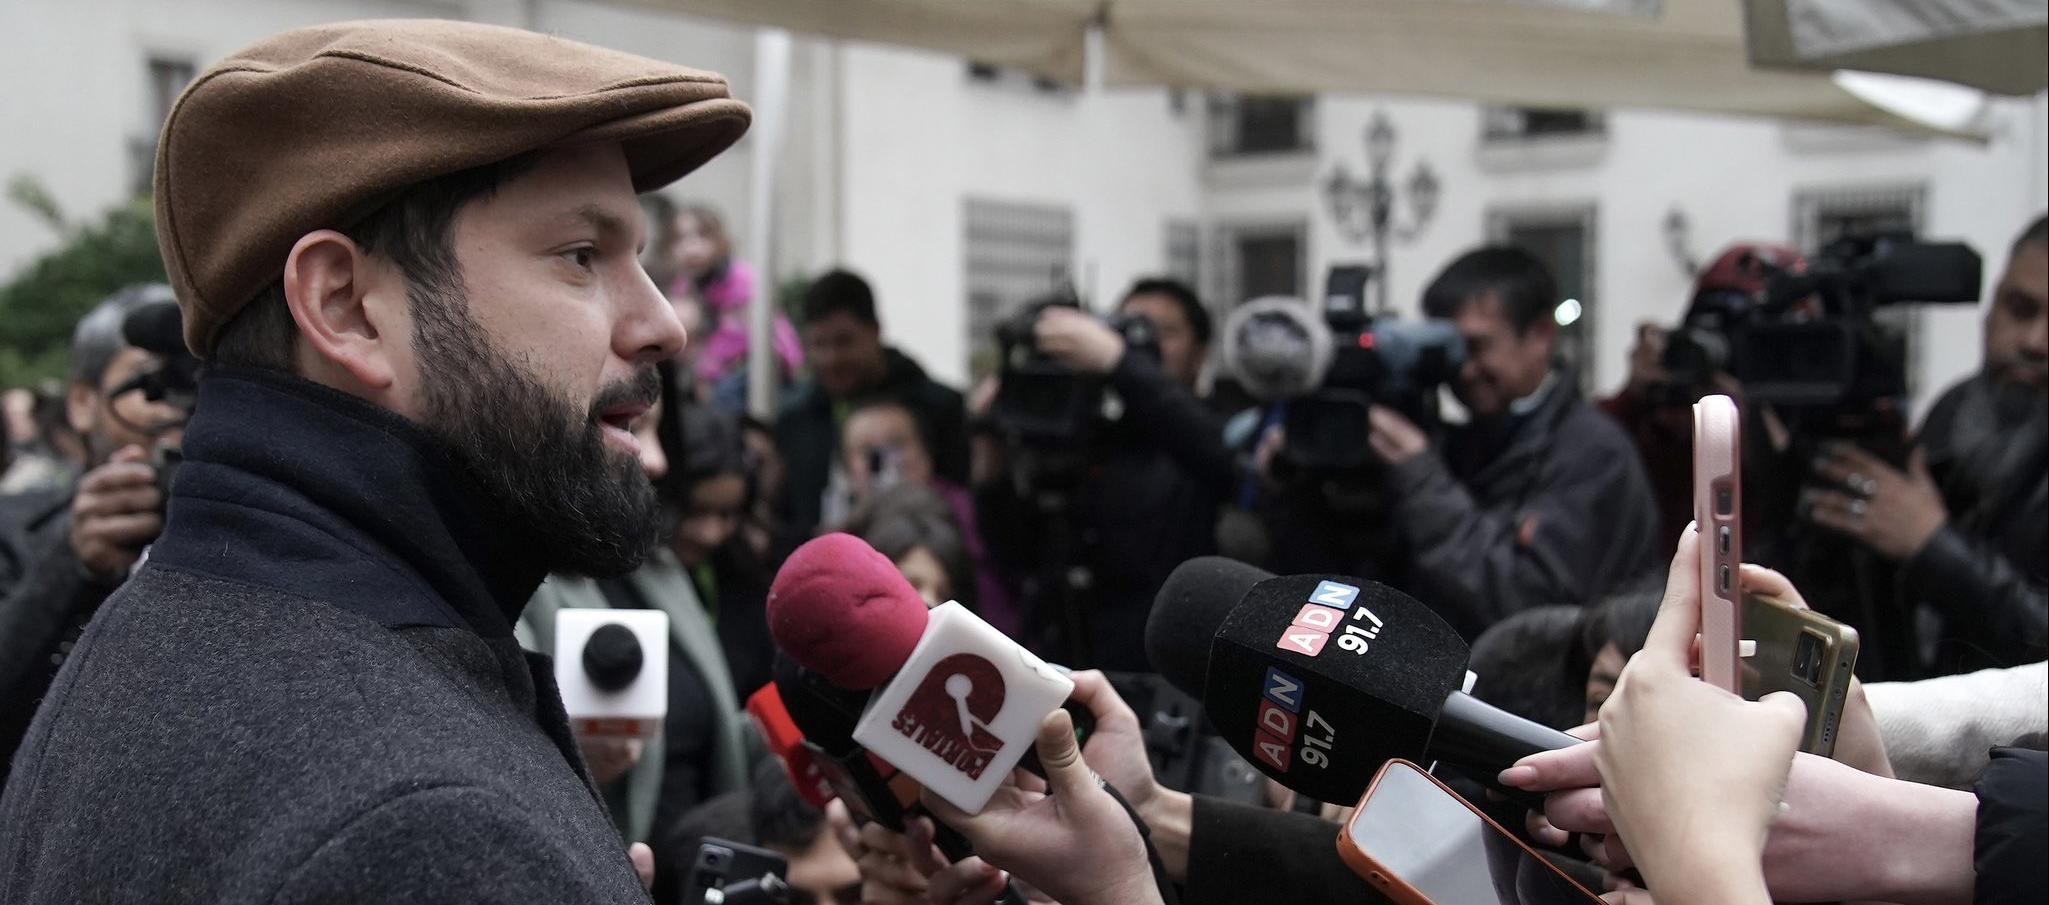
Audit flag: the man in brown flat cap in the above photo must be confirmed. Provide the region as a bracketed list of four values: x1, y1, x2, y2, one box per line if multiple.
[0, 20, 748, 903]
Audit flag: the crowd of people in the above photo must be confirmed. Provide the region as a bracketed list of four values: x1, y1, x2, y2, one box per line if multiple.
[0, 18, 2042, 905]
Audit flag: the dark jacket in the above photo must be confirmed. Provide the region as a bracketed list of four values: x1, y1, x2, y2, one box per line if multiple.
[775, 347, 968, 534]
[0, 486, 118, 795]
[1974, 747, 2047, 905]
[1185, 795, 1385, 905]
[1906, 374, 2047, 674]
[0, 370, 648, 904]
[1385, 377, 1661, 639]
[980, 351, 1232, 670]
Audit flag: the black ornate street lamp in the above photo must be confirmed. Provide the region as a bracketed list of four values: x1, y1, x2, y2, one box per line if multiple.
[1323, 110, 1441, 312]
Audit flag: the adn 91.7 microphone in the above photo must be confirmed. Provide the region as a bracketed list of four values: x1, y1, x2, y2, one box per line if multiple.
[1147, 557, 1581, 804]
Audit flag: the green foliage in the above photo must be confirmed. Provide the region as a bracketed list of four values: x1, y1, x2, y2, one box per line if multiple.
[0, 195, 166, 387]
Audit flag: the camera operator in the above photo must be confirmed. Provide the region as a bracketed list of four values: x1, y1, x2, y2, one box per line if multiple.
[978, 278, 1234, 669]
[0, 285, 187, 792]
[1598, 244, 1808, 553]
[1353, 247, 1660, 639]
[1806, 214, 2047, 675]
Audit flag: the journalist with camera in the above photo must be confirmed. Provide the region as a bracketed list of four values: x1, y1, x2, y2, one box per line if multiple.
[978, 278, 1234, 670]
[0, 285, 191, 795]
[1802, 214, 2047, 675]
[1620, 224, 2011, 678]
[1247, 248, 1660, 640]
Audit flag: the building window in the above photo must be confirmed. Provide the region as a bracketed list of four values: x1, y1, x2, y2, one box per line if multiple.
[1481, 107, 1605, 142]
[132, 55, 196, 196]
[965, 199, 1075, 379]
[1487, 205, 1600, 393]
[1208, 94, 1314, 157]
[1165, 220, 1201, 289]
[1209, 221, 1306, 311]
[1791, 183, 1928, 395]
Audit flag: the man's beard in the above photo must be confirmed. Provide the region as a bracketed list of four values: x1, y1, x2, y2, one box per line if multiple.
[410, 285, 663, 577]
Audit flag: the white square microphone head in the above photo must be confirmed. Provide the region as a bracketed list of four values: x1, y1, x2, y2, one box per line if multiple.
[555, 608, 669, 739]
[854, 602, 1074, 814]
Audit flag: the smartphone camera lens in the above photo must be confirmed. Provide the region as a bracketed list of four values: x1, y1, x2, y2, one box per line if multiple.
[1792, 631, 1825, 686]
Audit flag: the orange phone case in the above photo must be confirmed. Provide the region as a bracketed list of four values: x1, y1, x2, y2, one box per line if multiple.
[1693, 394, 1743, 692]
[1336, 759, 1605, 905]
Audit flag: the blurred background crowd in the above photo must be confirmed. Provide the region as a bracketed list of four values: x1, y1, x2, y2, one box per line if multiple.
[2, 2, 2044, 903]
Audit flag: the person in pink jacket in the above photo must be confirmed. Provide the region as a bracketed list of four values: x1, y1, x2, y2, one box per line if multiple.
[668, 204, 803, 406]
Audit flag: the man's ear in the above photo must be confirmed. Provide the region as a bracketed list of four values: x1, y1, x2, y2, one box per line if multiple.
[280, 230, 402, 392]
[64, 380, 96, 438]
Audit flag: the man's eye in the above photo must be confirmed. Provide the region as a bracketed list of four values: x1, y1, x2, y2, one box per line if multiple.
[563, 247, 597, 270]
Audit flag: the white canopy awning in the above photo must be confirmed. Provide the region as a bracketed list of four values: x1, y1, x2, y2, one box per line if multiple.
[1744, 0, 2047, 96]
[627, 0, 1987, 135]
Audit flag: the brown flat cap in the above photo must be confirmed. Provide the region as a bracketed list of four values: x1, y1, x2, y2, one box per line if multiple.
[155, 19, 753, 355]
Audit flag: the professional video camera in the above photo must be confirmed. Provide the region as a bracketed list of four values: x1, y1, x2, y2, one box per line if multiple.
[112, 295, 199, 503]
[988, 284, 1159, 449]
[1663, 233, 1981, 424]
[1223, 265, 1466, 472]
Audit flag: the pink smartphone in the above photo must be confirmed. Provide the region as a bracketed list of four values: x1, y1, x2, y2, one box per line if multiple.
[1693, 394, 1742, 691]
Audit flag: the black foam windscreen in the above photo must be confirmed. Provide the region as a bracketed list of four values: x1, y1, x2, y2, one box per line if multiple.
[1146, 557, 1271, 690]
[1152, 558, 1473, 804]
[581, 623, 644, 691]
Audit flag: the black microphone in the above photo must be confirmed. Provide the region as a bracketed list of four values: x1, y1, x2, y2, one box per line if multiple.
[1146, 557, 1581, 804]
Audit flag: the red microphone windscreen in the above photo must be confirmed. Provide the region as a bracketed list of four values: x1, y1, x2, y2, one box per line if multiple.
[768, 533, 930, 690]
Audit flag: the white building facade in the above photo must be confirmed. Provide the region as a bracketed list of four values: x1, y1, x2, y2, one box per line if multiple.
[4, 0, 2045, 410]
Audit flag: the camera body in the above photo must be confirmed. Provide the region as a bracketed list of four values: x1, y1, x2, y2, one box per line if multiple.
[1662, 234, 1981, 414]
[989, 286, 1159, 449]
[116, 297, 201, 504]
[1226, 266, 1466, 473]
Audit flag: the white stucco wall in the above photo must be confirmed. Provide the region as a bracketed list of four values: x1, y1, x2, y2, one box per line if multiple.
[833, 44, 1208, 387]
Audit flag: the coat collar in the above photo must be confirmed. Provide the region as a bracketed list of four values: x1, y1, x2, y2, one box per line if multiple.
[147, 367, 547, 636]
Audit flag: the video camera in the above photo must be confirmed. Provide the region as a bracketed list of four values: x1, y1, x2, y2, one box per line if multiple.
[113, 294, 199, 503]
[1663, 233, 1980, 417]
[1224, 265, 1466, 472]
[988, 285, 1159, 449]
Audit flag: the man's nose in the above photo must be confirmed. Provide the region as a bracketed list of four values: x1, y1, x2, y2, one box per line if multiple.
[618, 268, 686, 365]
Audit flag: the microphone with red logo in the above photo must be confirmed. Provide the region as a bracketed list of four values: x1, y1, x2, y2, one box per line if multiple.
[767, 534, 1076, 905]
[768, 534, 1077, 814]
[1146, 557, 1582, 804]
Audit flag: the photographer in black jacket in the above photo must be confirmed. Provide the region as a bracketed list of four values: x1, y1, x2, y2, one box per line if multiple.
[979, 278, 1234, 670]
[1806, 214, 2047, 674]
[1338, 248, 1658, 639]
[0, 286, 188, 792]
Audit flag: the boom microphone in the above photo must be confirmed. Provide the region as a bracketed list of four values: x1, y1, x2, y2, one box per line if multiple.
[1146, 557, 1581, 804]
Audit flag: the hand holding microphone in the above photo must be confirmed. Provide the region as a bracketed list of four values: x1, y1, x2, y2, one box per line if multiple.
[924, 709, 1164, 905]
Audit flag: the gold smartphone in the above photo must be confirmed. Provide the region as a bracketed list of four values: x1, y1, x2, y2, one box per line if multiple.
[1740, 593, 1859, 757]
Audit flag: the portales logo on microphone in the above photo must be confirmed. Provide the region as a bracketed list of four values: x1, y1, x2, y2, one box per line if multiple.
[889, 653, 1007, 780]
[854, 602, 1074, 814]
[1275, 580, 1385, 658]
